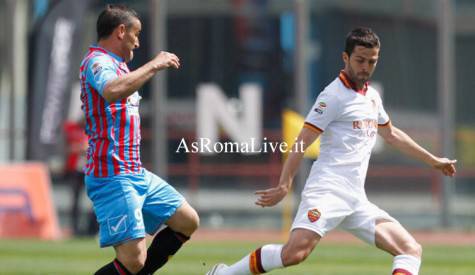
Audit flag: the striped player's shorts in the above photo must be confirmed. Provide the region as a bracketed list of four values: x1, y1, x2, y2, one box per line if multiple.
[85, 168, 184, 247]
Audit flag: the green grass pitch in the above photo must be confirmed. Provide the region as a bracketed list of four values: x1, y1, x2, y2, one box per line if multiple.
[0, 239, 474, 274]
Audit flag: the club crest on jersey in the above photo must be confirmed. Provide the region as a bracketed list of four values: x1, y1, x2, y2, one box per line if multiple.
[307, 208, 321, 223]
[314, 102, 327, 114]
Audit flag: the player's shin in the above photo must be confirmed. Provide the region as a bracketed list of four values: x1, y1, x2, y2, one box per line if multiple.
[222, 244, 284, 275]
[95, 259, 133, 275]
[136, 226, 190, 275]
[392, 254, 421, 275]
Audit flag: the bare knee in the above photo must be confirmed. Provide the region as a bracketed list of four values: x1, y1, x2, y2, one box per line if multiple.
[186, 208, 200, 234]
[178, 207, 199, 236]
[116, 246, 147, 273]
[281, 244, 312, 266]
[401, 241, 422, 258]
[168, 203, 200, 236]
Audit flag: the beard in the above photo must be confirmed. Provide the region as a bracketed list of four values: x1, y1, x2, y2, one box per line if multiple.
[356, 72, 370, 82]
[348, 67, 370, 84]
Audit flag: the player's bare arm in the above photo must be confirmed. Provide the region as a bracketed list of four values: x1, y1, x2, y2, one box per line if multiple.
[378, 121, 457, 177]
[102, 51, 180, 102]
[255, 127, 321, 207]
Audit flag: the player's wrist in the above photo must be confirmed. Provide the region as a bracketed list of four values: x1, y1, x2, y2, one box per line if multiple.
[277, 183, 290, 194]
[427, 155, 439, 167]
[149, 61, 162, 72]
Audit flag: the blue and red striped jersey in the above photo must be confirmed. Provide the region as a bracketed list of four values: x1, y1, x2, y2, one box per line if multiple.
[79, 46, 142, 177]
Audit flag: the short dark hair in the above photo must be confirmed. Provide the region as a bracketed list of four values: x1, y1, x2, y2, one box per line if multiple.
[96, 4, 139, 40]
[344, 27, 380, 56]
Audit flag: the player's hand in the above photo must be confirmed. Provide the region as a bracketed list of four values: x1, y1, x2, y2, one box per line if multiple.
[152, 51, 180, 70]
[432, 157, 457, 177]
[255, 185, 289, 207]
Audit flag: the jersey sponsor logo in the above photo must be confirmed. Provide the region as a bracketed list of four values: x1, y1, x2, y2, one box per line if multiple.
[307, 208, 321, 223]
[127, 92, 141, 116]
[314, 102, 327, 115]
[352, 119, 377, 130]
[352, 119, 378, 137]
[92, 62, 103, 75]
[127, 93, 141, 107]
[107, 214, 128, 235]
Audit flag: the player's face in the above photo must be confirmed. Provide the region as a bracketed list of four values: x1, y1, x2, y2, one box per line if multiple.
[122, 18, 141, 62]
[343, 45, 379, 85]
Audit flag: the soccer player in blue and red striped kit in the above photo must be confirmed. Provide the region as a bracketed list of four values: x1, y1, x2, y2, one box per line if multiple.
[80, 4, 199, 274]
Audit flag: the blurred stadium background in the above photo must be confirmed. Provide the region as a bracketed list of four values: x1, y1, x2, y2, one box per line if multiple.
[0, 0, 474, 274]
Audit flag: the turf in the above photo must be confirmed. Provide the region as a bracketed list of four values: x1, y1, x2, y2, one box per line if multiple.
[0, 239, 474, 274]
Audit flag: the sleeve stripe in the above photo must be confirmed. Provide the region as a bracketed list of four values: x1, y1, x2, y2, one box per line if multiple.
[304, 122, 324, 133]
[378, 120, 391, 127]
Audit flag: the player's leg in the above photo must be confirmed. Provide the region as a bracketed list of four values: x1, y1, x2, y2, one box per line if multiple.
[94, 238, 147, 275]
[341, 201, 421, 275]
[138, 201, 199, 274]
[375, 219, 422, 275]
[206, 191, 349, 275]
[85, 174, 149, 275]
[137, 170, 199, 274]
[166, 200, 200, 236]
[207, 228, 320, 275]
[282, 228, 321, 266]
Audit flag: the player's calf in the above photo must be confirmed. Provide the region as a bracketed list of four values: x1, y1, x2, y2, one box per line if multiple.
[136, 201, 199, 274]
[118, 255, 146, 274]
[110, 238, 147, 274]
[136, 226, 191, 275]
[280, 230, 318, 266]
[400, 240, 422, 258]
[282, 240, 319, 266]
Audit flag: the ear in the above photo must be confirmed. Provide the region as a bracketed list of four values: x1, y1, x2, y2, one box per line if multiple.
[117, 24, 126, 40]
[342, 52, 349, 65]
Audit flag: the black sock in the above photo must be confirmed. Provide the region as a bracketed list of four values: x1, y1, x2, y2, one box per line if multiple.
[95, 259, 133, 275]
[137, 227, 190, 275]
